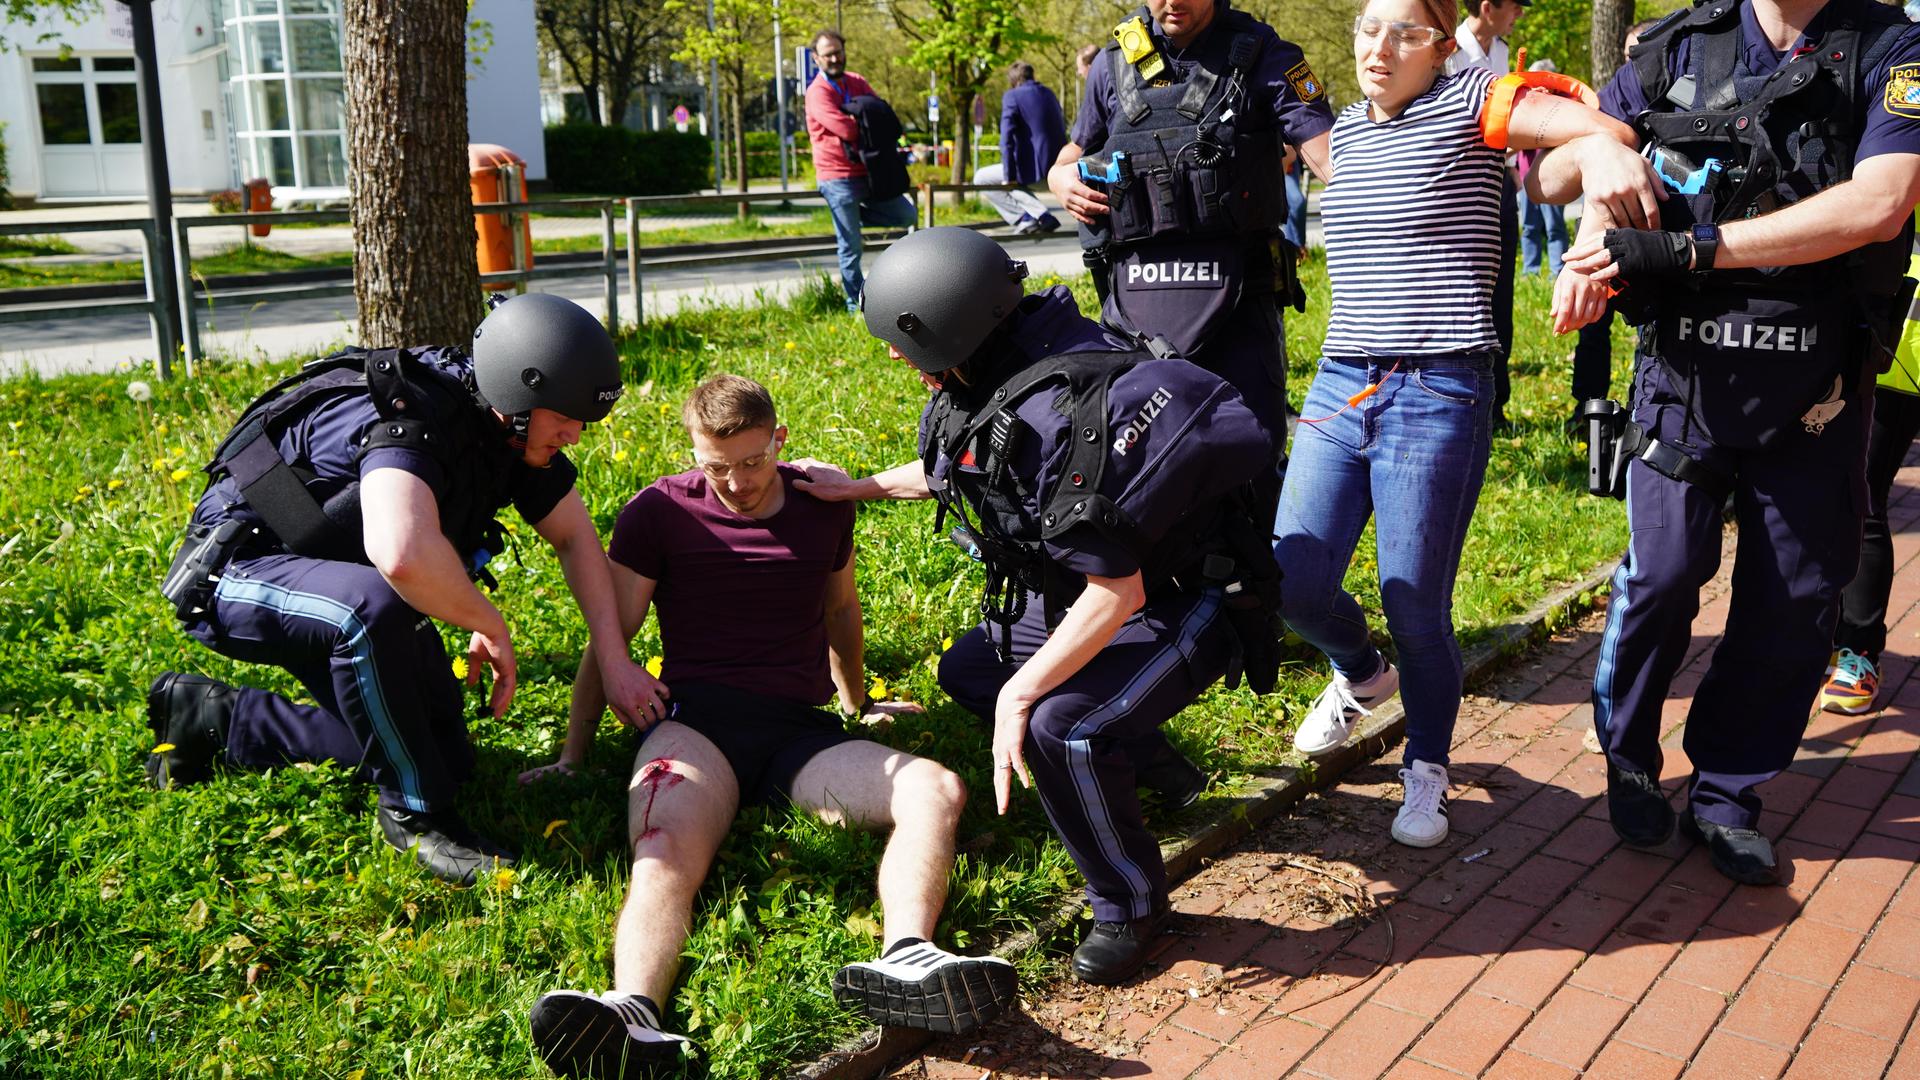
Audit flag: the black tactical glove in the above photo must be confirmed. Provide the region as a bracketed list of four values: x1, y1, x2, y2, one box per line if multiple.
[1603, 228, 1693, 280]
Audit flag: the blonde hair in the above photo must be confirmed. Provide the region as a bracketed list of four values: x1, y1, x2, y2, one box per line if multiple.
[681, 375, 778, 439]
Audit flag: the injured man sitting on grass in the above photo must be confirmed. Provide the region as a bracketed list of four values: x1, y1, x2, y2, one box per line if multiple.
[524, 374, 1016, 1078]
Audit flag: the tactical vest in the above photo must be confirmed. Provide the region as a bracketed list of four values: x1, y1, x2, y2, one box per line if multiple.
[201, 346, 526, 578]
[1627, 0, 1916, 445]
[1080, 5, 1290, 358]
[921, 344, 1285, 691]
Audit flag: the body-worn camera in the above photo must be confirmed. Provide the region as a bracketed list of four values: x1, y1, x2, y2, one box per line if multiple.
[1584, 398, 1631, 499]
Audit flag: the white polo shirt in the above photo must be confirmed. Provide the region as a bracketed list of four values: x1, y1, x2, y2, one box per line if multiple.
[1446, 23, 1509, 75]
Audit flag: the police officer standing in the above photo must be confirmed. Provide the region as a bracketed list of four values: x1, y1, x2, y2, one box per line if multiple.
[1536, 0, 1920, 884]
[148, 294, 670, 885]
[800, 228, 1279, 984]
[1047, 0, 1335, 440]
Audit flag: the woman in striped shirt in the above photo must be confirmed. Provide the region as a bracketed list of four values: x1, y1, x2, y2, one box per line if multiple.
[1275, 0, 1631, 848]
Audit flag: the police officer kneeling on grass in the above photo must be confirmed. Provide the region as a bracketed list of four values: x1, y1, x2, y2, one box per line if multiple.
[148, 294, 669, 885]
[798, 228, 1281, 983]
[1535, 0, 1920, 885]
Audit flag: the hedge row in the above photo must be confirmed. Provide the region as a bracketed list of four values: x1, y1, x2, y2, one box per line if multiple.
[542, 125, 712, 195]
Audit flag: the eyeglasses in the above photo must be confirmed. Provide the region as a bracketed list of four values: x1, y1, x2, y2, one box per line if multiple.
[1353, 15, 1450, 49]
[693, 436, 778, 480]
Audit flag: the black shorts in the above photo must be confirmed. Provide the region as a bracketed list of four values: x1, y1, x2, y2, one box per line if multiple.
[650, 681, 860, 808]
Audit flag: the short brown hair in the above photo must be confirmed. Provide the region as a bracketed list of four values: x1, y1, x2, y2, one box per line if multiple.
[1424, 0, 1460, 30]
[682, 374, 778, 439]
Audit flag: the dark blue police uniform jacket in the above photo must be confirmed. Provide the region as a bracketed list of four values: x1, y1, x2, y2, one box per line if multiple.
[1589, 0, 1920, 830]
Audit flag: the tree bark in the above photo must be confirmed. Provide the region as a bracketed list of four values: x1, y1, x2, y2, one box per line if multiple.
[731, 60, 750, 194]
[1591, 0, 1636, 88]
[344, 0, 481, 348]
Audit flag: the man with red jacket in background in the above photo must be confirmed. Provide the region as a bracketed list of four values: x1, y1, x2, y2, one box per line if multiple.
[806, 28, 918, 311]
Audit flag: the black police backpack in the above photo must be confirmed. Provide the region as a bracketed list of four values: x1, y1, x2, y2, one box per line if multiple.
[841, 94, 912, 201]
[923, 348, 1287, 691]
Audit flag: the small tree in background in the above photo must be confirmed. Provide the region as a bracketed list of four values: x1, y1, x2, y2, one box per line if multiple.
[891, 0, 1052, 185]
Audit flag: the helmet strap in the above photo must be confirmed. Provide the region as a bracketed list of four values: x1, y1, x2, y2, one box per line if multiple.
[507, 411, 532, 452]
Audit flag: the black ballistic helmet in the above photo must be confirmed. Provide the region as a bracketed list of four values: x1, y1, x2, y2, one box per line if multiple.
[471, 293, 624, 423]
[862, 227, 1029, 373]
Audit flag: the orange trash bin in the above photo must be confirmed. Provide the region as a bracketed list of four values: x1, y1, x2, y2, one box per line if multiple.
[243, 178, 272, 237]
[470, 144, 533, 291]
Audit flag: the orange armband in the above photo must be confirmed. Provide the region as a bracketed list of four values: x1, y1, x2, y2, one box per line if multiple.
[1480, 71, 1601, 151]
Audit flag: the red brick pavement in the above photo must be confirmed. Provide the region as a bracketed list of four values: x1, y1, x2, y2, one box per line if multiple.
[890, 478, 1920, 1079]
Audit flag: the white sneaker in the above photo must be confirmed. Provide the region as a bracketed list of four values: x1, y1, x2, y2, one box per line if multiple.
[1393, 760, 1451, 848]
[530, 989, 691, 1077]
[1293, 658, 1399, 756]
[832, 941, 1018, 1035]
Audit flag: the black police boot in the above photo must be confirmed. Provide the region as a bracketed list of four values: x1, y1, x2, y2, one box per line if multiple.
[378, 806, 517, 886]
[145, 672, 236, 789]
[1138, 748, 1207, 811]
[1682, 813, 1781, 886]
[1606, 763, 1676, 849]
[1071, 906, 1172, 986]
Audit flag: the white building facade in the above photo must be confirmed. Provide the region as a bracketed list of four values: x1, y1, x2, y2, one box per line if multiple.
[0, 0, 545, 202]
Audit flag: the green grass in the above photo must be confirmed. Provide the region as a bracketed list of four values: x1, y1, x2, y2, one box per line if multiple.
[0, 261, 1632, 1077]
[0, 245, 354, 290]
[0, 235, 80, 258]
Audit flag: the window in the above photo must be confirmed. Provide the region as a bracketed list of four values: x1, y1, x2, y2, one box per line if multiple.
[226, 4, 349, 193]
[96, 83, 142, 143]
[35, 84, 90, 144]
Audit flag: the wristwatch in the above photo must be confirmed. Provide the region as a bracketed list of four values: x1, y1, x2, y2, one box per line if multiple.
[1689, 222, 1720, 271]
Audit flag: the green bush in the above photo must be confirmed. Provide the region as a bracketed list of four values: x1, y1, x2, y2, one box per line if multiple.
[542, 125, 711, 195]
[0, 121, 14, 211]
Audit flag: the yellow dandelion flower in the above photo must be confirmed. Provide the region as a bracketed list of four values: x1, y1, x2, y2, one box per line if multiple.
[941, 637, 954, 650]
[543, 819, 569, 839]
[153, 743, 176, 753]
[645, 656, 663, 678]
[613, 449, 630, 462]
[168, 446, 186, 459]
[492, 868, 516, 891]
[450, 657, 469, 680]
[869, 676, 888, 700]
[155, 422, 169, 436]
[150, 456, 169, 470]
[168, 467, 192, 483]
[784, 341, 797, 350]
[107, 479, 125, 491]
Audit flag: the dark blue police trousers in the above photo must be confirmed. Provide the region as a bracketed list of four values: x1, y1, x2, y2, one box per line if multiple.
[939, 587, 1233, 923]
[1593, 358, 1869, 828]
[184, 552, 472, 813]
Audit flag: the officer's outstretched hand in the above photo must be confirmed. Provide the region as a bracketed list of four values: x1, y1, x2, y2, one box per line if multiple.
[467, 626, 517, 720]
[992, 687, 1036, 814]
[1550, 264, 1612, 335]
[1048, 162, 1111, 226]
[603, 656, 672, 732]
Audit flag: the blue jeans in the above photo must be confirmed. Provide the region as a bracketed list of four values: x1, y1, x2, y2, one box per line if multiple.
[1283, 166, 1308, 249]
[1274, 353, 1496, 767]
[818, 177, 918, 310]
[1515, 187, 1569, 276]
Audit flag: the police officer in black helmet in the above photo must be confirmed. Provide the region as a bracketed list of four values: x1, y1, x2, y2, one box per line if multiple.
[1533, 0, 1920, 885]
[148, 294, 671, 885]
[800, 228, 1280, 983]
[1048, 0, 1335, 443]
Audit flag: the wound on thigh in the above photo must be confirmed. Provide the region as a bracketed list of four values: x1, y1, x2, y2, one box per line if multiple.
[632, 756, 687, 843]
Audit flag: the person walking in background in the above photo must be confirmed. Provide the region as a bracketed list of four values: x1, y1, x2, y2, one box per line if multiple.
[971, 62, 1067, 234]
[1446, 0, 1529, 430]
[805, 29, 918, 311]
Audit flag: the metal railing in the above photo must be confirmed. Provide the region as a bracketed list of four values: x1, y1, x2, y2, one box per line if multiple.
[0, 218, 176, 376]
[3, 184, 959, 379]
[918, 181, 1032, 229]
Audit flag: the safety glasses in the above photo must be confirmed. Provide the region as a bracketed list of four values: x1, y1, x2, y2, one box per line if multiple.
[1353, 16, 1450, 50]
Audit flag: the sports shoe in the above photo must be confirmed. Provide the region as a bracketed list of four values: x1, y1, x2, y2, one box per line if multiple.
[378, 806, 517, 886]
[1035, 211, 1063, 233]
[1138, 745, 1207, 810]
[1820, 648, 1880, 715]
[1681, 814, 1781, 886]
[1392, 760, 1450, 848]
[1071, 905, 1172, 985]
[832, 941, 1017, 1034]
[1293, 658, 1399, 756]
[1606, 763, 1675, 849]
[1012, 214, 1041, 235]
[530, 990, 691, 1078]
[145, 672, 236, 789]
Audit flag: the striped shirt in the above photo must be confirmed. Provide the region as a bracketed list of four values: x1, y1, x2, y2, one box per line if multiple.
[1321, 67, 1503, 358]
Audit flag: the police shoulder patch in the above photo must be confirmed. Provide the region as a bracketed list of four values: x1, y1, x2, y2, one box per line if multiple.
[1286, 60, 1325, 102]
[1885, 63, 1920, 119]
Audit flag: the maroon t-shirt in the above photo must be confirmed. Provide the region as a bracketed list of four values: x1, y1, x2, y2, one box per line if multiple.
[608, 464, 855, 706]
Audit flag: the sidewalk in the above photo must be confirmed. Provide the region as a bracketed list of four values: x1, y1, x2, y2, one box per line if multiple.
[893, 462, 1920, 1078]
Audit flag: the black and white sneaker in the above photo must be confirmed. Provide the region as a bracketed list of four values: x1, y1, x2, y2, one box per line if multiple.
[529, 990, 691, 1078]
[831, 942, 1017, 1035]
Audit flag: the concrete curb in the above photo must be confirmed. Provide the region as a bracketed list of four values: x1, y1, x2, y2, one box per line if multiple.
[789, 556, 1622, 1080]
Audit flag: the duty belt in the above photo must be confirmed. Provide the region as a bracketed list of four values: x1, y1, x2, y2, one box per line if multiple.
[1620, 422, 1732, 497]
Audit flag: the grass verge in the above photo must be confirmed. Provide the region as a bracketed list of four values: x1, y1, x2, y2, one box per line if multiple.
[0, 261, 1631, 1077]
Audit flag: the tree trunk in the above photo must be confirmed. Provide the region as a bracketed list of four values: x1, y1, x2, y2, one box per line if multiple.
[345, 0, 481, 348]
[731, 68, 749, 195]
[951, 87, 974, 188]
[1591, 0, 1636, 88]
